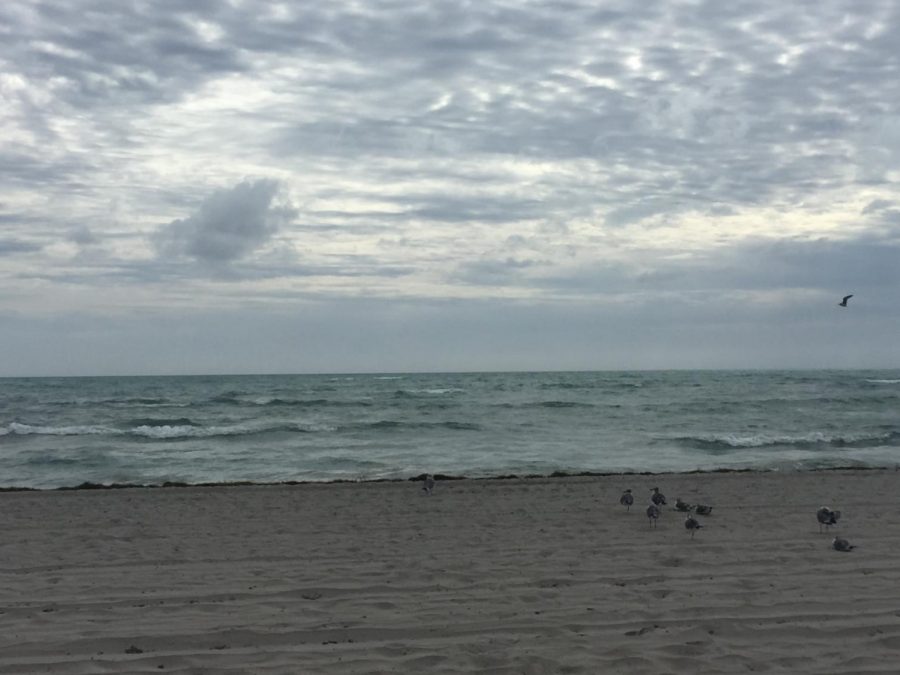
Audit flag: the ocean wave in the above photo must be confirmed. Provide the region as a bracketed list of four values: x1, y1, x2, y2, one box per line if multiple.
[488, 401, 609, 410]
[112, 397, 172, 405]
[340, 420, 481, 432]
[22, 449, 114, 468]
[39, 396, 176, 407]
[2, 422, 117, 436]
[671, 430, 900, 452]
[208, 391, 247, 404]
[249, 397, 373, 408]
[129, 422, 321, 439]
[125, 417, 198, 428]
[1, 421, 330, 440]
[865, 379, 900, 384]
[389, 388, 465, 398]
[533, 400, 594, 408]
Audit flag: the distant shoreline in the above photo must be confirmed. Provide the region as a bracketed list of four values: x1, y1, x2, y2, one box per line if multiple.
[1, 464, 893, 493]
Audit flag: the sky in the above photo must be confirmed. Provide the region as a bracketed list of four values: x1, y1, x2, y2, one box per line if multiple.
[2, 0, 899, 376]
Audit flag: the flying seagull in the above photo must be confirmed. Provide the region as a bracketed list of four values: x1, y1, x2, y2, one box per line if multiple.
[620, 489, 634, 511]
[646, 503, 660, 527]
[816, 506, 841, 532]
[685, 515, 702, 538]
[650, 487, 667, 506]
[838, 294, 853, 307]
[832, 536, 855, 552]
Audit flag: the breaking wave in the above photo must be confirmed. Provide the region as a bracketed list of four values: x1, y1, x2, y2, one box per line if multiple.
[671, 430, 900, 452]
[1, 421, 327, 440]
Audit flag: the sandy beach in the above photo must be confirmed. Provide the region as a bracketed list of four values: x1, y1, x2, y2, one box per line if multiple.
[2, 469, 900, 674]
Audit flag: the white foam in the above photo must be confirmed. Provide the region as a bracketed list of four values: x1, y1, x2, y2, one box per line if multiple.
[4, 422, 116, 436]
[694, 430, 892, 447]
[131, 424, 206, 439]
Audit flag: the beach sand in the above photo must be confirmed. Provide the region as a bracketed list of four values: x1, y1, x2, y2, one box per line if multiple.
[2, 469, 900, 674]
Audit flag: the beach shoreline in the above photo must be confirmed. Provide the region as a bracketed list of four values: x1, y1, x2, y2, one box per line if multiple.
[1, 463, 896, 493]
[3, 468, 899, 673]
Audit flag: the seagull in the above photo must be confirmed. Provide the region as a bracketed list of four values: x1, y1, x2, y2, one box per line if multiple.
[694, 504, 713, 516]
[674, 497, 692, 512]
[838, 294, 853, 307]
[620, 489, 634, 511]
[832, 536, 855, 552]
[646, 503, 660, 527]
[650, 487, 667, 506]
[685, 515, 702, 538]
[817, 506, 841, 532]
[422, 474, 435, 495]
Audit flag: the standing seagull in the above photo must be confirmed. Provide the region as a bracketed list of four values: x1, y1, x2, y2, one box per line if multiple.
[646, 503, 660, 527]
[832, 536, 855, 552]
[651, 487, 667, 506]
[838, 294, 853, 307]
[685, 515, 702, 538]
[620, 489, 634, 511]
[422, 474, 436, 495]
[816, 506, 841, 532]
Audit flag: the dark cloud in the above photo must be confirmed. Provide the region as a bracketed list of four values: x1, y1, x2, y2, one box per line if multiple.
[67, 226, 100, 246]
[452, 257, 542, 286]
[862, 199, 896, 214]
[0, 238, 42, 255]
[1, 2, 247, 109]
[153, 180, 295, 264]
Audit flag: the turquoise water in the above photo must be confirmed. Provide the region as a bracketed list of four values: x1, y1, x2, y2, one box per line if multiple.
[1, 370, 899, 488]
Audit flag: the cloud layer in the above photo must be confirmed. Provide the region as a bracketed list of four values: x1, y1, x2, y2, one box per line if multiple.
[1, 0, 899, 373]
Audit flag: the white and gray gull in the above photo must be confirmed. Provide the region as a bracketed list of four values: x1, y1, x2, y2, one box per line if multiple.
[832, 536, 855, 552]
[646, 503, 660, 527]
[816, 506, 841, 532]
[674, 497, 692, 512]
[422, 474, 436, 495]
[684, 515, 702, 538]
[650, 487, 667, 506]
[620, 489, 634, 511]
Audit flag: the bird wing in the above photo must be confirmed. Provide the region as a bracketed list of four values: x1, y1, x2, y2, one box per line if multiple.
[842, 294, 853, 303]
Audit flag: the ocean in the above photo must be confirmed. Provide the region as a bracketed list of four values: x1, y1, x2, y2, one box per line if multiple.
[1, 370, 899, 489]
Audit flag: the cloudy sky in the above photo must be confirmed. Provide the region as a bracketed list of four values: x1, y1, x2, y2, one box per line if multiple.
[2, 0, 899, 376]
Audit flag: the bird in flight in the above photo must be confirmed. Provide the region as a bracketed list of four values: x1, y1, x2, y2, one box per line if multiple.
[838, 294, 853, 307]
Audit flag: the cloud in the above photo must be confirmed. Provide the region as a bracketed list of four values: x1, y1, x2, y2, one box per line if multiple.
[0, 238, 42, 255]
[153, 179, 295, 265]
[67, 226, 100, 246]
[3, 0, 900, 372]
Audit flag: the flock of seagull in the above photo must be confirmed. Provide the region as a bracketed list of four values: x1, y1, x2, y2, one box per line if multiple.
[421, 475, 855, 551]
[619, 487, 712, 539]
[621, 487, 855, 551]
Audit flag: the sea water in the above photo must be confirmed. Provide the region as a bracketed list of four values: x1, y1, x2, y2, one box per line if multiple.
[1, 370, 899, 489]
